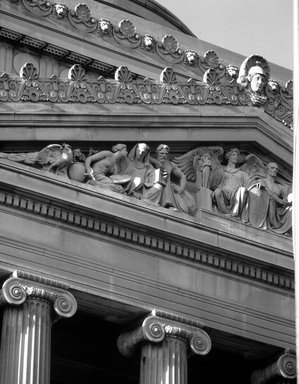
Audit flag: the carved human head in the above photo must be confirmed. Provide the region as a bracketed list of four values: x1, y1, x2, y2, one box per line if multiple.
[156, 144, 169, 162]
[143, 35, 154, 49]
[226, 64, 239, 79]
[98, 19, 112, 34]
[268, 79, 280, 93]
[54, 4, 67, 18]
[225, 148, 239, 163]
[247, 66, 267, 93]
[112, 143, 127, 157]
[185, 50, 197, 65]
[135, 143, 150, 160]
[266, 162, 279, 177]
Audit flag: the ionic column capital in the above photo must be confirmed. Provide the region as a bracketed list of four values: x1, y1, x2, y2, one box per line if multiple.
[251, 349, 296, 384]
[117, 309, 211, 357]
[0, 271, 77, 318]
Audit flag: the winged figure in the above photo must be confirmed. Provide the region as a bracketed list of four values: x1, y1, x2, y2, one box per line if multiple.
[0, 143, 74, 175]
[173, 146, 224, 190]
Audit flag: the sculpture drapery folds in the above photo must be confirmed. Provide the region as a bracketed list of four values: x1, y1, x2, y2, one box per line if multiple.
[0, 143, 292, 235]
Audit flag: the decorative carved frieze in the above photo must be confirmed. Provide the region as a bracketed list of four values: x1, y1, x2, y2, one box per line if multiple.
[2, 0, 292, 112]
[0, 62, 293, 127]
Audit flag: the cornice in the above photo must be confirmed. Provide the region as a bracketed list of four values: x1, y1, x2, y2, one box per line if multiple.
[95, 0, 196, 37]
[0, 1, 293, 90]
[0, 160, 294, 292]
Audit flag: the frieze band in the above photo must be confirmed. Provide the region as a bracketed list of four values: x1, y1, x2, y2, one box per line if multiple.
[0, 59, 293, 127]
[0, 140, 293, 236]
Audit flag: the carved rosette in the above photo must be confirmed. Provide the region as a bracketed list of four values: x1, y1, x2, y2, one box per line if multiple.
[117, 311, 211, 357]
[156, 35, 184, 64]
[22, 0, 53, 16]
[113, 20, 141, 48]
[0, 271, 77, 319]
[68, 3, 97, 32]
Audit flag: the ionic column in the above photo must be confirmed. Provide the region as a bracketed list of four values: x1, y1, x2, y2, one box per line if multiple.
[251, 349, 296, 384]
[117, 310, 211, 384]
[0, 271, 77, 384]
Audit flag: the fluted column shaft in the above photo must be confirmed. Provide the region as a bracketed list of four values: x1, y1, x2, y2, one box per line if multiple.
[0, 299, 51, 384]
[0, 271, 77, 384]
[118, 310, 211, 384]
[140, 337, 187, 384]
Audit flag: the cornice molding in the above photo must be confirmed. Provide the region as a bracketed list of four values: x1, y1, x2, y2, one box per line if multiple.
[0, 160, 294, 292]
[1, 0, 291, 83]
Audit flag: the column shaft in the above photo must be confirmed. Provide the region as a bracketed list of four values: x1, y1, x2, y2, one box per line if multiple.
[140, 337, 187, 384]
[0, 299, 51, 384]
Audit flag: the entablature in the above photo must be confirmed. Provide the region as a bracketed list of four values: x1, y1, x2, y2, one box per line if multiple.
[0, 159, 294, 287]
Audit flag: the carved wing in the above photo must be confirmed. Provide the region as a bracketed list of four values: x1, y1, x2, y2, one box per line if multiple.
[239, 154, 266, 178]
[0, 151, 39, 164]
[36, 144, 64, 166]
[173, 146, 223, 183]
[173, 149, 198, 182]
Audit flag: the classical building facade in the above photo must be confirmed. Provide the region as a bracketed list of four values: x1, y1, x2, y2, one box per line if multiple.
[0, 0, 296, 383]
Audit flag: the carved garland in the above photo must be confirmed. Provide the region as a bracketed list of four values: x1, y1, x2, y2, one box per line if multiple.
[0, 187, 294, 291]
[4, 0, 237, 71]
[0, 63, 293, 127]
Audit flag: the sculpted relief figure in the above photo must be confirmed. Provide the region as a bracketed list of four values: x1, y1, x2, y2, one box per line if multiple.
[244, 162, 292, 234]
[237, 55, 270, 106]
[117, 143, 167, 203]
[85, 144, 129, 194]
[149, 144, 196, 214]
[0, 142, 292, 235]
[212, 148, 249, 217]
[173, 146, 223, 211]
[0, 143, 75, 175]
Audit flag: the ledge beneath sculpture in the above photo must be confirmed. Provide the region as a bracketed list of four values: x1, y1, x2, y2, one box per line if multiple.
[0, 158, 293, 268]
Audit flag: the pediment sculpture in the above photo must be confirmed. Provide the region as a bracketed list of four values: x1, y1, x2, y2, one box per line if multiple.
[237, 55, 270, 106]
[0, 143, 292, 236]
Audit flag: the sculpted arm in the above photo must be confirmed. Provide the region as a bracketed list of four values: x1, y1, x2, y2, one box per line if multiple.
[171, 163, 187, 193]
[85, 151, 111, 173]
